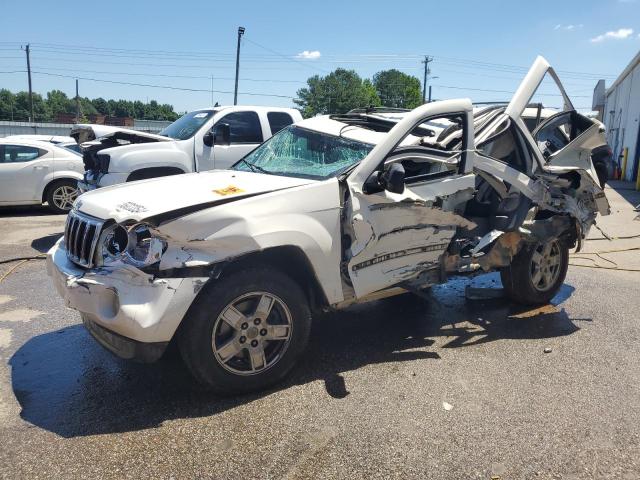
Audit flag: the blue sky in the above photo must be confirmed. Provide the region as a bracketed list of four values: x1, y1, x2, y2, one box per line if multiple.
[1, 0, 639, 113]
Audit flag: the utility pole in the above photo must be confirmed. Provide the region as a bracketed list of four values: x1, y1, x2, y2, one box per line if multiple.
[422, 55, 433, 104]
[428, 85, 432, 103]
[22, 44, 34, 121]
[75, 79, 80, 122]
[234, 26, 245, 106]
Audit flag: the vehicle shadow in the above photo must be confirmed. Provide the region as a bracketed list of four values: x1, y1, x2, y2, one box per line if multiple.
[9, 274, 585, 438]
[0, 205, 61, 218]
[30, 233, 64, 253]
[607, 180, 640, 208]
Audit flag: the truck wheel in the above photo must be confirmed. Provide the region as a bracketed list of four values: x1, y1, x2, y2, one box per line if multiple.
[500, 238, 569, 305]
[46, 179, 79, 214]
[178, 267, 312, 395]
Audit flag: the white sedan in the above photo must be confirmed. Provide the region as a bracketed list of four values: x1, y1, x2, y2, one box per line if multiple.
[0, 138, 84, 213]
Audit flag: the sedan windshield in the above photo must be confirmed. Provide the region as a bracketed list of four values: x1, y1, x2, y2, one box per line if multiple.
[232, 126, 373, 180]
[159, 110, 214, 140]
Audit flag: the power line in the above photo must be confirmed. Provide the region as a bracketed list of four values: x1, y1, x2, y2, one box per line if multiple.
[1, 65, 307, 83]
[30, 70, 295, 99]
[243, 37, 330, 74]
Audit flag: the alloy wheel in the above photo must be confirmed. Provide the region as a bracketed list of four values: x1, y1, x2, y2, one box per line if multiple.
[529, 240, 562, 292]
[51, 185, 79, 211]
[211, 291, 293, 375]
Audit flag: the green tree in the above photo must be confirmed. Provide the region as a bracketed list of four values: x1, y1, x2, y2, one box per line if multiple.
[0, 89, 16, 121]
[372, 69, 422, 109]
[91, 97, 108, 115]
[0, 89, 180, 122]
[45, 90, 74, 119]
[13, 91, 47, 121]
[295, 69, 380, 118]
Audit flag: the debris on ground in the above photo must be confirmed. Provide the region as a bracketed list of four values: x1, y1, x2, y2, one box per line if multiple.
[464, 286, 505, 301]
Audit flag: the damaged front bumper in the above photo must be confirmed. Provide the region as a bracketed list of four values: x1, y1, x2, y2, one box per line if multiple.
[46, 238, 207, 362]
[78, 171, 129, 193]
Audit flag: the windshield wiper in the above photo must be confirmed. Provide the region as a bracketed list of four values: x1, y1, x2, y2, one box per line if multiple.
[238, 158, 273, 175]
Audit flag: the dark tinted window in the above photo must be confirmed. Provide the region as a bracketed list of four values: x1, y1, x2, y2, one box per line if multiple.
[267, 111, 294, 135]
[221, 111, 263, 144]
[0, 145, 45, 163]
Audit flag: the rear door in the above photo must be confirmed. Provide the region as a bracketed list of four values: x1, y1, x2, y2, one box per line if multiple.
[0, 144, 51, 203]
[345, 99, 476, 298]
[266, 111, 295, 136]
[531, 111, 607, 182]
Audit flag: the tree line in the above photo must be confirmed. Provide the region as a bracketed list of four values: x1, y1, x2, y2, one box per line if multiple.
[0, 89, 181, 123]
[0, 68, 423, 123]
[294, 68, 423, 118]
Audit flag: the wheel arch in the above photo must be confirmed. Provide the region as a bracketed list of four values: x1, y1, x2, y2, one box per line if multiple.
[41, 176, 79, 203]
[217, 245, 330, 314]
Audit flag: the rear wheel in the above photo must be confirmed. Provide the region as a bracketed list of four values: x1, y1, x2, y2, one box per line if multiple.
[501, 238, 568, 305]
[178, 267, 311, 394]
[46, 179, 79, 213]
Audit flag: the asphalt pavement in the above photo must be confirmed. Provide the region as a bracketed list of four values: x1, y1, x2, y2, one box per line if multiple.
[1, 184, 639, 479]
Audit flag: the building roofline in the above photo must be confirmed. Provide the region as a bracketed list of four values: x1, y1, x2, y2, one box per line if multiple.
[606, 49, 640, 96]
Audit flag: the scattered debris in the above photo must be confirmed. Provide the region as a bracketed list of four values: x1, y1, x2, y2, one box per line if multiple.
[465, 286, 505, 300]
[544, 347, 552, 353]
[442, 401, 454, 411]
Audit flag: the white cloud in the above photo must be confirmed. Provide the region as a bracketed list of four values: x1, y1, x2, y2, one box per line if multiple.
[591, 28, 634, 42]
[296, 50, 321, 60]
[555, 23, 583, 31]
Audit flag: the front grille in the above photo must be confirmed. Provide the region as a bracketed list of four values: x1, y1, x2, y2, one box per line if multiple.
[65, 210, 104, 268]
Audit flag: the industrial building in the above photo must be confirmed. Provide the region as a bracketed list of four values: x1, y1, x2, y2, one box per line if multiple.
[594, 50, 640, 182]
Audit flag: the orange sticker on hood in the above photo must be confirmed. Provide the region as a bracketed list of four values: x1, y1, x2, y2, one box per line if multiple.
[213, 185, 245, 196]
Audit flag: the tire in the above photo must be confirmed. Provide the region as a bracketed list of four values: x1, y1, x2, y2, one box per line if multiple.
[500, 238, 569, 305]
[178, 267, 312, 395]
[45, 179, 79, 214]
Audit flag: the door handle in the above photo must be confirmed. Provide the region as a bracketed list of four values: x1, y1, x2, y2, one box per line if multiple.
[33, 165, 48, 170]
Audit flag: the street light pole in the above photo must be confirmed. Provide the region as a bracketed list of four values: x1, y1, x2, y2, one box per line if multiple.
[234, 27, 245, 106]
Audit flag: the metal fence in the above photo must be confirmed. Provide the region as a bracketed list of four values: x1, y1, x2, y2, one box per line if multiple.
[0, 119, 172, 138]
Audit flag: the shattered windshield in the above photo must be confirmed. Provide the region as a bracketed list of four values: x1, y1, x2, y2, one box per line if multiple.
[159, 110, 214, 140]
[232, 126, 373, 180]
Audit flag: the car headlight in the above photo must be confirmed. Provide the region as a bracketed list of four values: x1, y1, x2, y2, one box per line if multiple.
[98, 222, 167, 268]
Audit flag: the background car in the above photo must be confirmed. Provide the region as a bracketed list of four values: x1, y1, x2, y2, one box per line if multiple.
[0, 138, 84, 213]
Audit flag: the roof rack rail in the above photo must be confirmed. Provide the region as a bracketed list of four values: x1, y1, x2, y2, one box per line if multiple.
[346, 106, 411, 114]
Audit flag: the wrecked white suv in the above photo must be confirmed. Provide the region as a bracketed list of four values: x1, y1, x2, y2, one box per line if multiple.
[48, 57, 609, 394]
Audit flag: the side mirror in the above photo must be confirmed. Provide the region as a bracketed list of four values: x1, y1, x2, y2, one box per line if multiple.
[362, 162, 405, 195]
[203, 129, 214, 147]
[214, 123, 231, 146]
[380, 162, 405, 194]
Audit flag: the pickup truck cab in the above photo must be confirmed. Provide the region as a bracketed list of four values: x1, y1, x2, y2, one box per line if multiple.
[49, 57, 609, 394]
[74, 105, 302, 191]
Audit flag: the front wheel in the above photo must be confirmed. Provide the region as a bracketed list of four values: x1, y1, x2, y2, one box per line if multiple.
[178, 267, 312, 395]
[501, 238, 569, 305]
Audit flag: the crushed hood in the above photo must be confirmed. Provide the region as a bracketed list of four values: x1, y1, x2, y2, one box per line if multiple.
[74, 170, 314, 224]
[71, 124, 169, 144]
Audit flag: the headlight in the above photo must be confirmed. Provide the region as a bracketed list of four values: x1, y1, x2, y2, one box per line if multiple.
[98, 222, 167, 268]
[124, 223, 167, 268]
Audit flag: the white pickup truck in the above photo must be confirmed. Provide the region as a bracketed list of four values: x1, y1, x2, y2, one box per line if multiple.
[74, 105, 302, 191]
[49, 57, 609, 395]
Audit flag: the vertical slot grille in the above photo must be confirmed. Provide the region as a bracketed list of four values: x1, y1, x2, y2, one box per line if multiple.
[64, 211, 104, 268]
